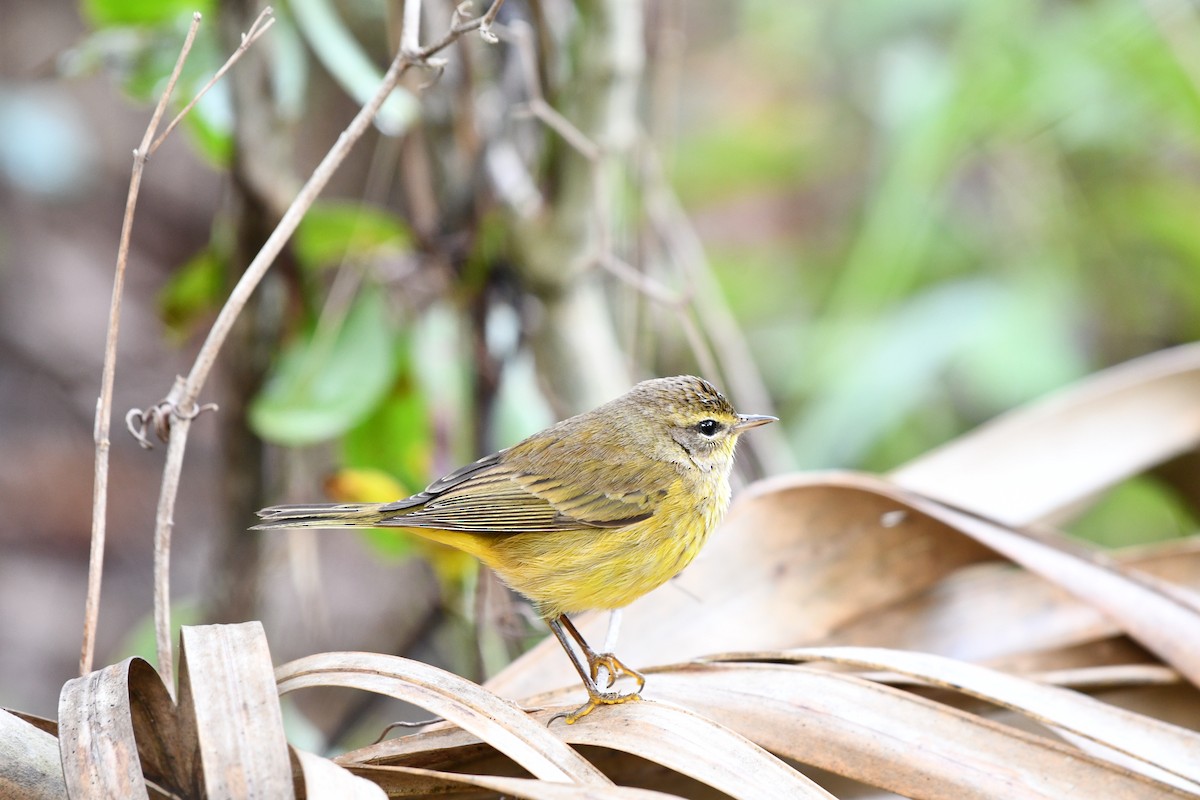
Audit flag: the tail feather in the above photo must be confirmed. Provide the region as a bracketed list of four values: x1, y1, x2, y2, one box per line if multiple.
[253, 502, 389, 530]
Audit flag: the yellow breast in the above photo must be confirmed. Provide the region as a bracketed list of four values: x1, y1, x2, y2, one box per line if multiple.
[457, 470, 732, 618]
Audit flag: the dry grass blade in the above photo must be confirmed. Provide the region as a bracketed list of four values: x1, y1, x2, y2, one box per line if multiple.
[274, 651, 609, 785]
[644, 663, 1193, 800]
[291, 748, 387, 798]
[1, 708, 66, 799]
[346, 763, 683, 799]
[702, 646, 1200, 792]
[890, 342, 1200, 525]
[178, 623, 293, 798]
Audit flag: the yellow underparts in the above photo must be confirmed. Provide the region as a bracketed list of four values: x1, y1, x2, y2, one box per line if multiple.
[403, 478, 727, 618]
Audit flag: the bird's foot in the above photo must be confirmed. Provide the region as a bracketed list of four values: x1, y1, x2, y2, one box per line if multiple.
[550, 687, 641, 725]
[588, 651, 646, 691]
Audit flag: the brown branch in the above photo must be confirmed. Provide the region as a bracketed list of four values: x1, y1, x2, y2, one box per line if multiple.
[148, 7, 276, 157]
[82, 12, 203, 679]
[129, 0, 505, 691]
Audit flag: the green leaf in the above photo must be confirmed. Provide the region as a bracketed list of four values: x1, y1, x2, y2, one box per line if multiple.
[341, 368, 432, 495]
[158, 247, 225, 338]
[293, 201, 412, 271]
[250, 288, 398, 445]
[81, 0, 212, 28]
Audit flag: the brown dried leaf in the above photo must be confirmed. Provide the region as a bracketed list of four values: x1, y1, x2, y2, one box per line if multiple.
[890, 480, 1200, 684]
[57, 622, 294, 799]
[342, 702, 835, 798]
[889, 342, 1200, 525]
[645, 664, 1194, 800]
[177, 623, 293, 798]
[701, 647, 1200, 792]
[274, 651, 609, 785]
[351, 664, 1194, 800]
[823, 538, 1200, 666]
[0, 708, 66, 800]
[291, 747, 388, 799]
[346, 763, 689, 799]
[58, 658, 155, 800]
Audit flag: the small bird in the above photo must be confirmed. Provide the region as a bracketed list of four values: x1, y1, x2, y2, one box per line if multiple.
[255, 376, 776, 722]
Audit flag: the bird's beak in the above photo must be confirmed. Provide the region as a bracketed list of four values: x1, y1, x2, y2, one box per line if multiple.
[734, 414, 778, 431]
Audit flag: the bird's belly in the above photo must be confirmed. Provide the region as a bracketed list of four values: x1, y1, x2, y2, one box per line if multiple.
[483, 494, 725, 618]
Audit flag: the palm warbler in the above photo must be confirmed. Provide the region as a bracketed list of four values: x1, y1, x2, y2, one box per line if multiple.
[255, 375, 776, 722]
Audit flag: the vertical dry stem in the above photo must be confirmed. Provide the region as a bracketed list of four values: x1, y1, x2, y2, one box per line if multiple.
[142, 0, 505, 689]
[82, 14, 202, 678]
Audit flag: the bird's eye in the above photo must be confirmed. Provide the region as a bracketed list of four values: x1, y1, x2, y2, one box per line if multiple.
[696, 419, 720, 437]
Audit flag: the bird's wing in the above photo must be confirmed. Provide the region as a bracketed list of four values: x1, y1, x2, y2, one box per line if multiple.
[374, 450, 667, 534]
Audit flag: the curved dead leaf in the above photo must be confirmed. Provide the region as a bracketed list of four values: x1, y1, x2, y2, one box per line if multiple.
[1031, 664, 1182, 691]
[57, 622, 293, 799]
[713, 474, 1200, 690]
[546, 700, 835, 799]
[274, 651, 609, 785]
[891, 480, 1200, 684]
[645, 663, 1194, 800]
[291, 748, 387, 799]
[177, 623, 293, 798]
[348, 662, 1192, 799]
[1, 708, 66, 800]
[345, 699, 833, 798]
[701, 646, 1200, 793]
[890, 342, 1200, 525]
[58, 658, 160, 800]
[346, 763, 687, 799]
[823, 537, 1200, 668]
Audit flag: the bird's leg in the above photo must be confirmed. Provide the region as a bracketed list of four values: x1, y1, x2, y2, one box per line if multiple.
[547, 614, 645, 724]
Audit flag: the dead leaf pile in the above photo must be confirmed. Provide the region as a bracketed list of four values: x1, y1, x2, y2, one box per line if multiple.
[7, 345, 1200, 797]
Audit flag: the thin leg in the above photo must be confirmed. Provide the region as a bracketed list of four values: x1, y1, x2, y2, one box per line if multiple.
[547, 614, 645, 724]
[559, 614, 645, 692]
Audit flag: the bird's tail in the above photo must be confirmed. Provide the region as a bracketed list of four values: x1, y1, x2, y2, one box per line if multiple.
[253, 502, 391, 530]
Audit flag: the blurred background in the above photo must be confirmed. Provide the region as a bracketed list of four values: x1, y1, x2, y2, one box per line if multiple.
[2, 0, 1198, 747]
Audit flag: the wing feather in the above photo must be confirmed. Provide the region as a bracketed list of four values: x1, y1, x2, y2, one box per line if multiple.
[374, 422, 678, 534]
[374, 458, 661, 534]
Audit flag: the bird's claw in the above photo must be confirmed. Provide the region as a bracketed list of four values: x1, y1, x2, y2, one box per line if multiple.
[549, 688, 641, 725]
[587, 652, 646, 692]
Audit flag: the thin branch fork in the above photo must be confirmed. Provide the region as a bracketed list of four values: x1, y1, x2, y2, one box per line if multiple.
[129, 0, 505, 692]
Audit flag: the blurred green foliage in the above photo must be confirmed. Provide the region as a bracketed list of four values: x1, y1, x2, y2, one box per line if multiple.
[85, 0, 1200, 550]
[680, 0, 1200, 543]
[249, 287, 399, 446]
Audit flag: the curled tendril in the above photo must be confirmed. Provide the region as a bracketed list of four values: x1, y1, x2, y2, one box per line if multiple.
[126, 398, 218, 449]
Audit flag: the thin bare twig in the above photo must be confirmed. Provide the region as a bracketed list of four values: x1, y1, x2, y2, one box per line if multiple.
[148, 7, 276, 157]
[638, 139, 794, 474]
[599, 252, 683, 308]
[133, 0, 505, 691]
[502, 17, 721, 390]
[82, 12, 202, 679]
